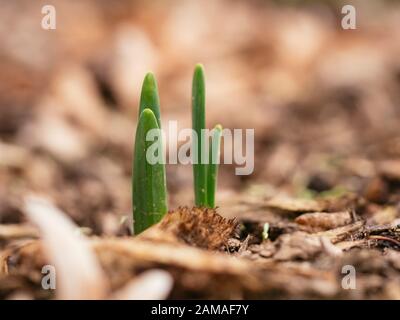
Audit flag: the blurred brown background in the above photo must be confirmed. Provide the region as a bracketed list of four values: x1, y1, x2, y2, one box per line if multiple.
[1, 0, 400, 234]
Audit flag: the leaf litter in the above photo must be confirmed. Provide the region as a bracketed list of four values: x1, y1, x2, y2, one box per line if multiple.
[0, 0, 400, 300]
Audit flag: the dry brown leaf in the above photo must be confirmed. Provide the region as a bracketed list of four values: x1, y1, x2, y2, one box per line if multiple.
[273, 232, 323, 261]
[335, 239, 367, 251]
[295, 211, 352, 232]
[264, 196, 325, 213]
[370, 207, 398, 225]
[314, 221, 365, 243]
[319, 236, 342, 257]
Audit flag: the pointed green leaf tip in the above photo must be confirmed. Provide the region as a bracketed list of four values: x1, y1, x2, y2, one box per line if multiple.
[207, 124, 222, 208]
[132, 108, 167, 234]
[139, 72, 162, 128]
[192, 63, 207, 207]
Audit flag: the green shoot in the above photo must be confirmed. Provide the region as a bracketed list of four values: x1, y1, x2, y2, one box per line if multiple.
[192, 64, 208, 207]
[191, 64, 222, 208]
[139, 72, 162, 128]
[132, 108, 167, 234]
[207, 124, 222, 208]
[262, 223, 270, 240]
[132, 65, 222, 236]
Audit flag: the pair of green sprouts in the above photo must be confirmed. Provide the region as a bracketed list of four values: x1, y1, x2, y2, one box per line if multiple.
[132, 64, 222, 234]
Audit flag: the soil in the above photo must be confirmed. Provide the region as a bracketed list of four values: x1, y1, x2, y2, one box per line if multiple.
[0, 0, 400, 299]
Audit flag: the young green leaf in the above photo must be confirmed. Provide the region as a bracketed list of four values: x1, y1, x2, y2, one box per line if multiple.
[207, 124, 222, 208]
[132, 108, 167, 234]
[139, 72, 162, 128]
[192, 64, 208, 207]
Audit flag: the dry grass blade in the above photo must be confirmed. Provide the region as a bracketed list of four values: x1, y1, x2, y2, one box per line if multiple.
[94, 238, 250, 274]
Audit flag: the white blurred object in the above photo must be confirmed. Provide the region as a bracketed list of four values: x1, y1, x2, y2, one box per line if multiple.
[112, 269, 173, 300]
[24, 195, 108, 300]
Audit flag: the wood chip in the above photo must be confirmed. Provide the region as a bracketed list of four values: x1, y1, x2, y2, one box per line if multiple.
[314, 221, 365, 243]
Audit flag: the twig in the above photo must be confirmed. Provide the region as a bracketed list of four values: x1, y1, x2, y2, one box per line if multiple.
[368, 235, 400, 247]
